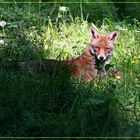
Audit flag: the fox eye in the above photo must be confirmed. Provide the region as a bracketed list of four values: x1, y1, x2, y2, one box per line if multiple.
[94, 46, 100, 49]
[106, 48, 111, 51]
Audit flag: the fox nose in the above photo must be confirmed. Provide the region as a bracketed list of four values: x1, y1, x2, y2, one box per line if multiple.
[99, 56, 104, 60]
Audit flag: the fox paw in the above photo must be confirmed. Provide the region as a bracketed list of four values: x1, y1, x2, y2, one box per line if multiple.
[109, 70, 122, 78]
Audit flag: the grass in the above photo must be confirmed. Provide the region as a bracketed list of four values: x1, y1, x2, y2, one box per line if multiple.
[0, 2, 140, 137]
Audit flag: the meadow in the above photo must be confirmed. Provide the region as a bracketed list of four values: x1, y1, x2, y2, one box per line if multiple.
[0, 1, 140, 138]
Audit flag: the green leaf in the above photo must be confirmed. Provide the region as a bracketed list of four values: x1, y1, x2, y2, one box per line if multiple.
[85, 98, 106, 105]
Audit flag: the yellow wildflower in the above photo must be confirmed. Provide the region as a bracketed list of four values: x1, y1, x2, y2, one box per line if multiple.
[115, 75, 121, 80]
[131, 60, 137, 64]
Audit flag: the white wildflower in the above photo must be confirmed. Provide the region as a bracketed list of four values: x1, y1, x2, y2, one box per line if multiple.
[59, 6, 67, 12]
[44, 45, 48, 50]
[0, 20, 6, 28]
[0, 39, 4, 45]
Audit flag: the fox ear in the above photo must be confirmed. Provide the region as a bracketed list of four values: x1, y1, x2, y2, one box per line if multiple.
[90, 27, 100, 40]
[108, 31, 118, 43]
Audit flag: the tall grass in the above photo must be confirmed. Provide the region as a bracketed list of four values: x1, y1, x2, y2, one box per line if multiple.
[0, 1, 139, 137]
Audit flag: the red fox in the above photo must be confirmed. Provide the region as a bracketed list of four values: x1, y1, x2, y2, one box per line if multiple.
[15, 27, 118, 83]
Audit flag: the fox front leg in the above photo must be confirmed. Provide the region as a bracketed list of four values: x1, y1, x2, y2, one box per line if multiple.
[83, 69, 98, 84]
[83, 74, 93, 84]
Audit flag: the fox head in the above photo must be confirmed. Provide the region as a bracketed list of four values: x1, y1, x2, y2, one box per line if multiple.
[89, 27, 118, 61]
